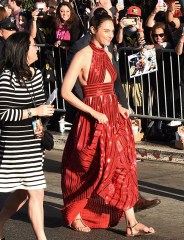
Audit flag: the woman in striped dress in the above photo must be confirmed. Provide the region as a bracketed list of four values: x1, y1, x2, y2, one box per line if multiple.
[0, 31, 54, 240]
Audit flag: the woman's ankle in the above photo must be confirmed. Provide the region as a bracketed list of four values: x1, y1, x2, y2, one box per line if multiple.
[126, 220, 138, 228]
[36, 232, 47, 240]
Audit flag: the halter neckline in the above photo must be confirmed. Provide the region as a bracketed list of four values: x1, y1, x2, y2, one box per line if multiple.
[90, 41, 105, 53]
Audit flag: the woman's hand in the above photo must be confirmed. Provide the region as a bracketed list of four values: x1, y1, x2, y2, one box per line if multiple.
[119, 18, 127, 29]
[138, 36, 146, 46]
[55, 40, 61, 47]
[154, 2, 167, 13]
[118, 105, 129, 119]
[180, 34, 184, 43]
[116, 3, 124, 12]
[32, 9, 39, 21]
[170, 1, 181, 12]
[91, 110, 108, 124]
[35, 104, 54, 117]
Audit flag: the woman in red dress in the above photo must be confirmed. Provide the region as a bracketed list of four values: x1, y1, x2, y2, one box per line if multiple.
[61, 11, 155, 237]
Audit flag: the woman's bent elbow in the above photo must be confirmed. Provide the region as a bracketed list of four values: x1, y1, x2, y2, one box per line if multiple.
[61, 88, 70, 101]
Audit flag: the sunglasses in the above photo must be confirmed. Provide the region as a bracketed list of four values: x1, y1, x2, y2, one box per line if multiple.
[153, 33, 165, 38]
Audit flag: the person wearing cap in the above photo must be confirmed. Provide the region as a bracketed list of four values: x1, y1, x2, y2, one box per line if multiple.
[0, 17, 17, 63]
[116, 6, 145, 114]
[116, 6, 144, 48]
[0, 17, 17, 37]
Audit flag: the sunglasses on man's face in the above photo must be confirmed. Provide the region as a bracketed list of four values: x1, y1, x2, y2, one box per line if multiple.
[153, 33, 165, 38]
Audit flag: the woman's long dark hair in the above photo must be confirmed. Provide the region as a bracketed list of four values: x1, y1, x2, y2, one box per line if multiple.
[55, 2, 79, 30]
[0, 31, 32, 82]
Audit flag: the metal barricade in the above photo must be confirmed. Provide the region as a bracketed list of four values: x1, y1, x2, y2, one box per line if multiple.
[118, 47, 184, 122]
[36, 44, 67, 113]
[36, 44, 184, 123]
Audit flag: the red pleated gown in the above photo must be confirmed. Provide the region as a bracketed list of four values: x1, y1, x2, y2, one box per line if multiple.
[61, 42, 138, 228]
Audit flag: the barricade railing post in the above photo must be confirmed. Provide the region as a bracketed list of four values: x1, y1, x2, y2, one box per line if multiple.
[118, 46, 184, 122]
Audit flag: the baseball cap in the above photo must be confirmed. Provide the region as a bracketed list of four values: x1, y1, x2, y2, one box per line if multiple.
[0, 17, 17, 31]
[127, 6, 141, 17]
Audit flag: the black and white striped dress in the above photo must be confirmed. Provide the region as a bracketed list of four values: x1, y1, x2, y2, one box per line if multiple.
[0, 68, 46, 192]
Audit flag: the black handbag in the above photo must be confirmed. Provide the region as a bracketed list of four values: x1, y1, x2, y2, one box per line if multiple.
[41, 130, 54, 151]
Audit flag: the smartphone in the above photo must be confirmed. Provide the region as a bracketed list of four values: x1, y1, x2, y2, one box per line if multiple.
[118, 0, 124, 4]
[122, 17, 137, 27]
[158, 0, 164, 7]
[46, 89, 57, 104]
[36, 2, 45, 10]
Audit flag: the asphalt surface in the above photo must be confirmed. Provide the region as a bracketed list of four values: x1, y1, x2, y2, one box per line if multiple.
[0, 149, 184, 240]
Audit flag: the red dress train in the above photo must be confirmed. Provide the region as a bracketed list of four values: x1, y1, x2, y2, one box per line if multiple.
[61, 42, 138, 228]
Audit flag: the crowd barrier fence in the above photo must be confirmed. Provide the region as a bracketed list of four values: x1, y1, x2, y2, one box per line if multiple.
[37, 44, 184, 123]
[118, 46, 184, 122]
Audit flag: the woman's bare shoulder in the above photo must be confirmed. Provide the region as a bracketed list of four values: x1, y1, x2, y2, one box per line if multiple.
[74, 45, 92, 59]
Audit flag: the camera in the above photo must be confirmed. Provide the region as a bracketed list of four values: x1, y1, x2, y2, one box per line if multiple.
[122, 17, 137, 27]
[36, 2, 45, 16]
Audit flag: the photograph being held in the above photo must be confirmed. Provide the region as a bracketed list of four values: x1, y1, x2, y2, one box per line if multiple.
[61, 11, 155, 237]
[0, 31, 54, 240]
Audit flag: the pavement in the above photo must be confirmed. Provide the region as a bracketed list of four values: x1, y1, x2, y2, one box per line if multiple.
[53, 131, 184, 164]
[0, 132, 184, 240]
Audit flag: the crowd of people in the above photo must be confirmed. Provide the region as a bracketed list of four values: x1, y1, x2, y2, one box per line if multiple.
[0, 0, 183, 239]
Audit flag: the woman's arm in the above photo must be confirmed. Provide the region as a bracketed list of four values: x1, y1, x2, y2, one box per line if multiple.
[146, 3, 167, 28]
[116, 19, 125, 44]
[61, 50, 108, 123]
[166, 3, 181, 29]
[22, 104, 54, 120]
[175, 35, 184, 55]
[145, 5, 159, 28]
[30, 10, 39, 39]
[0, 75, 54, 122]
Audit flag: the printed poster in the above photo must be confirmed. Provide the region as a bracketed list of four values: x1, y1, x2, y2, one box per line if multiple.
[128, 48, 158, 78]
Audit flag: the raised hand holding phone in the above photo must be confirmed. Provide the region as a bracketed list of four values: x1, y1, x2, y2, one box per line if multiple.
[174, 1, 181, 10]
[157, 1, 167, 12]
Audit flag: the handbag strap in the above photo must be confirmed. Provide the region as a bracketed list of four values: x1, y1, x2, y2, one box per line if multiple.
[24, 80, 37, 108]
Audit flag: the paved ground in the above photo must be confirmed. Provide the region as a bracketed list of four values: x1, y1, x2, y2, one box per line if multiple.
[0, 149, 184, 240]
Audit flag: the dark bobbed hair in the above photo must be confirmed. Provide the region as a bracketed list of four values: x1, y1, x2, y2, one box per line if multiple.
[150, 22, 168, 44]
[90, 10, 113, 30]
[0, 31, 32, 82]
[55, 2, 79, 30]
